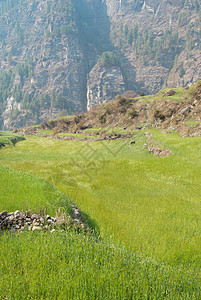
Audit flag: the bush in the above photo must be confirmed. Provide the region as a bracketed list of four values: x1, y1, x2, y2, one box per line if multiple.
[127, 108, 138, 118]
[99, 51, 120, 67]
[99, 114, 106, 124]
[116, 96, 127, 106]
[123, 90, 138, 99]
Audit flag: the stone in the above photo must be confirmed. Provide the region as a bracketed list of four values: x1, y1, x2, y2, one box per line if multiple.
[181, 107, 191, 116]
[7, 212, 14, 216]
[39, 217, 45, 223]
[0, 209, 87, 233]
[31, 214, 39, 220]
[1, 211, 7, 217]
[32, 226, 42, 231]
[25, 211, 31, 217]
[14, 210, 20, 216]
[87, 64, 126, 111]
[47, 219, 54, 224]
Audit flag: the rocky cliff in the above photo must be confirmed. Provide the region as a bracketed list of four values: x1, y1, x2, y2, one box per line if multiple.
[0, 0, 201, 129]
[0, 0, 89, 129]
[106, 0, 201, 93]
[86, 0, 201, 111]
[87, 64, 125, 111]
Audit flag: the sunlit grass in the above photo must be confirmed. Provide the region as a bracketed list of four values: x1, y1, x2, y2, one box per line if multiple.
[185, 121, 201, 126]
[39, 129, 54, 135]
[142, 88, 185, 103]
[57, 132, 98, 139]
[84, 128, 107, 133]
[0, 130, 200, 265]
[0, 131, 24, 147]
[0, 129, 200, 297]
[0, 164, 71, 215]
[1, 231, 200, 299]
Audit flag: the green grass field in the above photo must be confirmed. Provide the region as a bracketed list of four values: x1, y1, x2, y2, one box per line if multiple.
[0, 164, 71, 215]
[141, 87, 185, 103]
[0, 231, 199, 299]
[0, 129, 200, 298]
[0, 131, 25, 147]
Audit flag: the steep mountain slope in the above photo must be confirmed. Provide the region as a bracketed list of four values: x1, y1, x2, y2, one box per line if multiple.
[105, 0, 201, 92]
[0, 0, 201, 129]
[0, 0, 111, 129]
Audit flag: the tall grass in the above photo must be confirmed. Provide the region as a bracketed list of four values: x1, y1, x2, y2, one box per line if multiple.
[0, 131, 24, 147]
[0, 231, 200, 299]
[0, 165, 71, 215]
[0, 130, 200, 264]
[0, 129, 200, 297]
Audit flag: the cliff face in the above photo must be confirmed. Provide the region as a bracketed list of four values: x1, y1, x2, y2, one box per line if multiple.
[0, 0, 201, 129]
[105, 0, 201, 94]
[87, 0, 201, 109]
[87, 64, 125, 111]
[0, 0, 90, 129]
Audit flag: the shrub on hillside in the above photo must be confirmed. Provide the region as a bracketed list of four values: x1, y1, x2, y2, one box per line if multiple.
[99, 51, 120, 67]
[122, 90, 138, 99]
[99, 113, 107, 124]
[189, 80, 201, 100]
[116, 95, 133, 109]
[127, 108, 138, 119]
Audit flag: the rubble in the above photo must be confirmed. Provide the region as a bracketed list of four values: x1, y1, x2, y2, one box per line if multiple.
[142, 132, 172, 157]
[0, 206, 86, 234]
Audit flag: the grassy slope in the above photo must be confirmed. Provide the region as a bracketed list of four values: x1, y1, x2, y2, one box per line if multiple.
[0, 131, 25, 147]
[37, 83, 201, 138]
[0, 130, 200, 298]
[1, 231, 199, 299]
[0, 165, 71, 215]
[0, 131, 200, 263]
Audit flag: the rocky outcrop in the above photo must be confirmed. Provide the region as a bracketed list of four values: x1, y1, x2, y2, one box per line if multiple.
[0, 0, 88, 129]
[167, 49, 201, 88]
[2, 97, 21, 130]
[87, 64, 125, 110]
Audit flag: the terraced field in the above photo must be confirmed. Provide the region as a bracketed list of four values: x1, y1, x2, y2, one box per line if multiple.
[0, 129, 200, 298]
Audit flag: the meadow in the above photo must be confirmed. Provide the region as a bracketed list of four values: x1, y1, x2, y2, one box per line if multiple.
[0, 131, 25, 147]
[0, 129, 200, 298]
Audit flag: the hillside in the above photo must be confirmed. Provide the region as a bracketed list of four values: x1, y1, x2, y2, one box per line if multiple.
[19, 81, 201, 139]
[0, 0, 201, 129]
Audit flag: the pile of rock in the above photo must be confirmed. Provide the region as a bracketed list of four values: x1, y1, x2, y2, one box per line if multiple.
[142, 132, 171, 157]
[0, 209, 86, 233]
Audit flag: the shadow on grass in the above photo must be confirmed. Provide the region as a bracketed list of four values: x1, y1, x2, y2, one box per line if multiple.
[81, 211, 100, 239]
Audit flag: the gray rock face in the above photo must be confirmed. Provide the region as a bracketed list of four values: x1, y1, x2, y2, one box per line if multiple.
[0, 0, 201, 128]
[104, 0, 201, 95]
[87, 64, 125, 111]
[2, 97, 21, 130]
[0, 0, 88, 129]
[30, 34, 87, 111]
